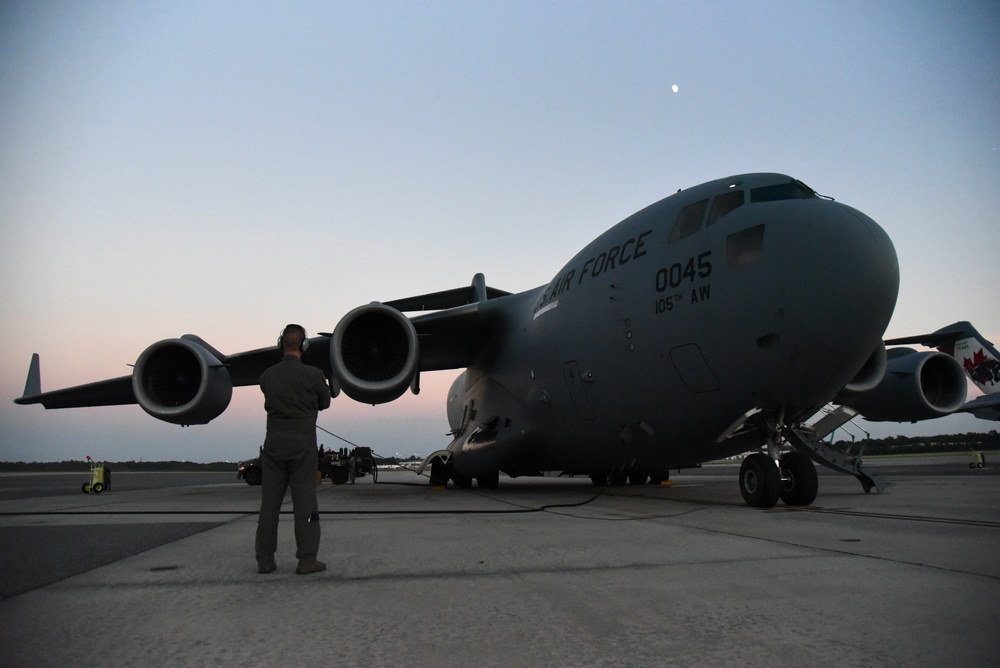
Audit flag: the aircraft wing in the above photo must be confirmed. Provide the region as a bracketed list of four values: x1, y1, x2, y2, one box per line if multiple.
[15, 375, 136, 408]
[410, 301, 502, 371]
[384, 282, 510, 313]
[884, 323, 971, 348]
[12, 335, 330, 411]
[884, 321, 997, 357]
[222, 337, 333, 385]
[13, 352, 135, 408]
[959, 394, 1000, 421]
[385, 273, 511, 372]
[14, 274, 510, 421]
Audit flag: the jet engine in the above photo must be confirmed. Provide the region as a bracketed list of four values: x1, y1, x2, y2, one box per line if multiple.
[330, 303, 420, 404]
[839, 348, 967, 421]
[132, 338, 233, 425]
[841, 342, 887, 394]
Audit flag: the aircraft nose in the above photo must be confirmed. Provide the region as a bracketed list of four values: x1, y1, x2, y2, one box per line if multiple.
[776, 200, 899, 353]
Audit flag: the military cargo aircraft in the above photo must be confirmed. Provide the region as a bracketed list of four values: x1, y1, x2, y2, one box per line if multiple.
[18, 173, 971, 507]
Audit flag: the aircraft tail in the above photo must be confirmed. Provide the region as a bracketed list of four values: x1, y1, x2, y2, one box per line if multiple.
[886, 321, 1000, 396]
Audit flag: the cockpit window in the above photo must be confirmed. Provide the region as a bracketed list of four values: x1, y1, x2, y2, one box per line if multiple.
[668, 199, 708, 243]
[749, 181, 816, 203]
[707, 190, 745, 226]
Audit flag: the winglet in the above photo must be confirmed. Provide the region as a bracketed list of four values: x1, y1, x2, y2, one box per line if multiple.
[21, 353, 41, 399]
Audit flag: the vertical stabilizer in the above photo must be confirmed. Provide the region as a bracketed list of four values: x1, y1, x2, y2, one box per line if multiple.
[932, 323, 1000, 396]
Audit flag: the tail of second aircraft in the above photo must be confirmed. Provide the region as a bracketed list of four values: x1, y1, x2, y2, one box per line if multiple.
[886, 321, 1000, 396]
[942, 324, 1000, 396]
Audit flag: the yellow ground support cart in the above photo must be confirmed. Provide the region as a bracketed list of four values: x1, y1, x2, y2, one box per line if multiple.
[82, 457, 111, 494]
[969, 450, 987, 470]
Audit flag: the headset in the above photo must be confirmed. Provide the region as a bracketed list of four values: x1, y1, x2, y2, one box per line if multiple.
[277, 323, 310, 353]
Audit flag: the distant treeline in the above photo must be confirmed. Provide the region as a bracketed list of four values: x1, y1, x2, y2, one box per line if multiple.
[0, 460, 236, 473]
[834, 431, 1000, 457]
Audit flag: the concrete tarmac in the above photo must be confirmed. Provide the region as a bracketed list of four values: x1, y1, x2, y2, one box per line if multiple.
[1, 458, 998, 667]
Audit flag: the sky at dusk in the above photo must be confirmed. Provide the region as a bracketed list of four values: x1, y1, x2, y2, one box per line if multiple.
[2, 1, 998, 463]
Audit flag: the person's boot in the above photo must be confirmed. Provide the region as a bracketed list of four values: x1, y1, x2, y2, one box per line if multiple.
[296, 559, 326, 575]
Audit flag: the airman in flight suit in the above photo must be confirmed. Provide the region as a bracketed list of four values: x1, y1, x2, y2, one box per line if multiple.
[255, 324, 331, 575]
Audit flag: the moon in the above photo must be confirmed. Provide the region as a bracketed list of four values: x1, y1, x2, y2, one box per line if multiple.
[672, 84, 679, 93]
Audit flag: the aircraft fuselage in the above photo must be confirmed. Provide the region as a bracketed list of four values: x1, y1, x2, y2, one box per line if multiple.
[446, 173, 899, 479]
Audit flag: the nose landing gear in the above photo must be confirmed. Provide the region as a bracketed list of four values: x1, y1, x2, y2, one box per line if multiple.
[738, 406, 883, 508]
[739, 453, 779, 507]
[739, 411, 820, 508]
[778, 450, 819, 506]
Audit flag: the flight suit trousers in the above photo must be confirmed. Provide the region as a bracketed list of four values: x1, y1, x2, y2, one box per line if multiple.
[255, 445, 320, 562]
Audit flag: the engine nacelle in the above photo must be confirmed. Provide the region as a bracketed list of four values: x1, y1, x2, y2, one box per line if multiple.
[841, 342, 887, 394]
[839, 349, 967, 421]
[330, 303, 420, 404]
[132, 338, 232, 425]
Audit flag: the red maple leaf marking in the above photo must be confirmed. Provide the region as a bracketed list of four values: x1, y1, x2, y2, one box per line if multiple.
[964, 348, 987, 373]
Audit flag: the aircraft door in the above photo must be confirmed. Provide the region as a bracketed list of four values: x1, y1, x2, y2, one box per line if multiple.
[563, 361, 596, 420]
[669, 344, 721, 393]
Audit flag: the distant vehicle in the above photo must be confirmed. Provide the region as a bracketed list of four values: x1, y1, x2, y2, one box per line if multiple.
[237, 446, 377, 486]
[237, 456, 261, 486]
[320, 446, 377, 484]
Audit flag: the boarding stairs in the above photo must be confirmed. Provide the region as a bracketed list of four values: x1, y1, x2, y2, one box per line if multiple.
[786, 406, 886, 494]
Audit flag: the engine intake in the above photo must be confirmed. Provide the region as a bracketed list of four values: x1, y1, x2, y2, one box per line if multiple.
[132, 338, 232, 425]
[330, 303, 419, 404]
[839, 349, 967, 421]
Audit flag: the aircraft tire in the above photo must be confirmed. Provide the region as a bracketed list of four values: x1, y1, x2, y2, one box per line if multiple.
[649, 470, 670, 484]
[628, 470, 649, 485]
[590, 472, 607, 487]
[778, 451, 818, 506]
[453, 475, 472, 488]
[609, 471, 627, 486]
[739, 454, 780, 508]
